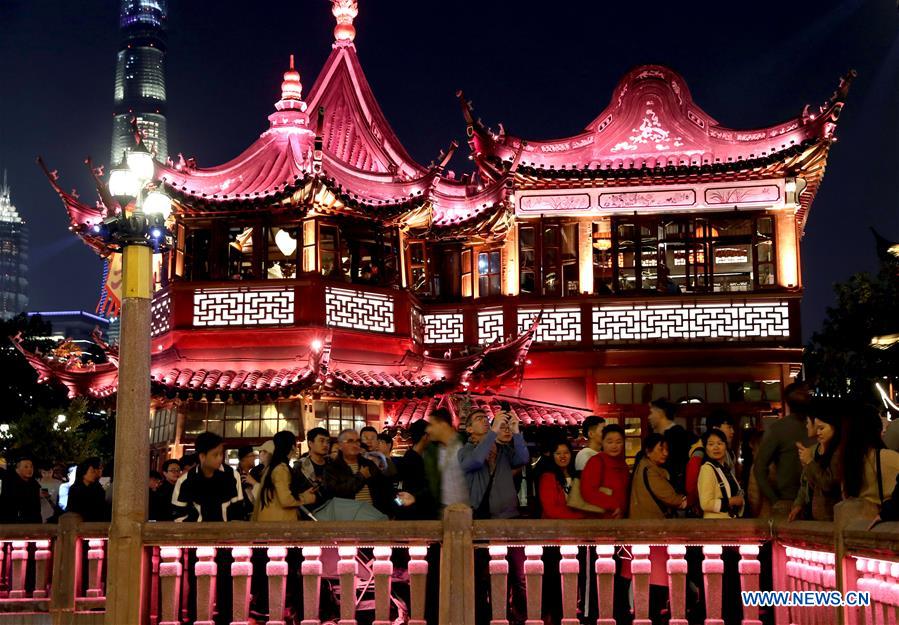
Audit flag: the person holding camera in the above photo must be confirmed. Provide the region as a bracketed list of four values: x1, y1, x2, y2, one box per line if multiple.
[459, 406, 530, 625]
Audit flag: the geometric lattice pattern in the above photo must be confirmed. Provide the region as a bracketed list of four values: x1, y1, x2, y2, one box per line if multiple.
[517, 307, 582, 343]
[193, 287, 295, 327]
[477, 309, 504, 345]
[423, 312, 464, 344]
[325, 286, 395, 333]
[592, 301, 790, 342]
[150, 291, 171, 337]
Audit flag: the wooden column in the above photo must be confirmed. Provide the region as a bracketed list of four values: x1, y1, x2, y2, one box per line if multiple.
[105, 242, 152, 625]
[594, 545, 616, 625]
[523, 546, 544, 625]
[194, 547, 217, 625]
[559, 545, 580, 625]
[488, 546, 509, 625]
[8, 541, 28, 599]
[301, 547, 322, 625]
[631, 545, 652, 625]
[267, 547, 289, 625]
[666, 545, 688, 625]
[439, 504, 475, 625]
[230, 547, 252, 625]
[337, 546, 358, 625]
[50, 513, 79, 625]
[738, 546, 762, 625]
[702, 545, 725, 625]
[86, 539, 106, 598]
[157, 547, 182, 625]
[407, 546, 429, 625]
[372, 547, 393, 625]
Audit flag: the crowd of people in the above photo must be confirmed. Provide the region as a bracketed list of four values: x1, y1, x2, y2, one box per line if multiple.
[2, 384, 899, 624]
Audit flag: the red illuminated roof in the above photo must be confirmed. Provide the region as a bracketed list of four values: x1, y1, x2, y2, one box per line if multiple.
[386, 394, 592, 428]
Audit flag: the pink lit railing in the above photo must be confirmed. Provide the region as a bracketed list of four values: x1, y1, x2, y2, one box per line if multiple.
[4, 506, 899, 625]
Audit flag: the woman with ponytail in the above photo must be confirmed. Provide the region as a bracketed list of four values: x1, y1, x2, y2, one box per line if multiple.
[252, 431, 316, 521]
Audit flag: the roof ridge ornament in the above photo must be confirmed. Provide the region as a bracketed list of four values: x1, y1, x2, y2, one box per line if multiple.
[268, 55, 311, 133]
[331, 0, 358, 44]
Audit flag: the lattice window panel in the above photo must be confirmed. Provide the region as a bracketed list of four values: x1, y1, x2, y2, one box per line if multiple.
[193, 287, 295, 327]
[477, 309, 504, 345]
[517, 307, 582, 343]
[325, 286, 395, 334]
[150, 291, 172, 337]
[422, 312, 464, 344]
[592, 301, 790, 342]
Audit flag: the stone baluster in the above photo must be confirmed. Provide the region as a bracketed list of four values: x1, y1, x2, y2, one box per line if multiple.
[852, 559, 870, 625]
[372, 547, 393, 625]
[0, 541, 8, 598]
[32, 540, 52, 599]
[488, 546, 509, 625]
[738, 545, 762, 625]
[149, 546, 161, 625]
[194, 547, 218, 625]
[666, 545, 688, 625]
[888, 562, 899, 625]
[301, 547, 323, 625]
[8, 541, 28, 599]
[594, 545, 616, 625]
[230, 547, 252, 625]
[267, 547, 289, 625]
[337, 546, 358, 625]
[158, 547, 183, 625]
[180, 550, 191, 624]
[559, 545, 580, 625]
[86, 538, 106, 598]
[875, 560, 891, 625]
[523, 546, 544, 625]
[631, 545, 652, 625]
[407, 546, 428, 625]
[702, 545, 725, 625]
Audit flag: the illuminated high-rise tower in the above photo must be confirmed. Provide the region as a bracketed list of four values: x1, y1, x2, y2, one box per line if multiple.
[0, 171, 28, 320]
[111, 0, 168, 162]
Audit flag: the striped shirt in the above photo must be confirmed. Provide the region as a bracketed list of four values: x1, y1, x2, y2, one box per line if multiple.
[348, 462, 373, 504]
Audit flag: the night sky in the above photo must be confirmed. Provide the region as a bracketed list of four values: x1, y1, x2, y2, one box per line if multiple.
[1, 0, 897, 340]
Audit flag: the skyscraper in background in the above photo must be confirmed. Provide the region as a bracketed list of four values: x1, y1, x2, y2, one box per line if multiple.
[0, 171, 28, 320]
[111, 0, 168, 162]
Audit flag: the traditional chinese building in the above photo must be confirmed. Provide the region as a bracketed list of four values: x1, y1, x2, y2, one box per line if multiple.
[20, 1, 851, 463]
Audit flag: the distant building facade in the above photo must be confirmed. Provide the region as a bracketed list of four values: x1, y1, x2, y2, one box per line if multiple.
[111, 0, 168, 162]
[0, 171, 28, 320]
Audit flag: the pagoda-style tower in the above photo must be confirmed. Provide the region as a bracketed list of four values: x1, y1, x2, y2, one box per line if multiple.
[111, 0, 168, 161]
[0, 171, 28, 320]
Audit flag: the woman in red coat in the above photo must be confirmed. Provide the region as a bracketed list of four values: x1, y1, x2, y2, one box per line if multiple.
[538, 440, 590, 519]
[579, 424, 630, 518]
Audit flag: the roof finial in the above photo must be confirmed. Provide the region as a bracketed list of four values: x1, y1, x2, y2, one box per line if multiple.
[331, 0, 358, 44]
[279, 54, 303, 103]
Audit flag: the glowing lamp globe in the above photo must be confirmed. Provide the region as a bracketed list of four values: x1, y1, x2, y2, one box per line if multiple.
[108, 165, 140, 199]
[126, 149, 156, 183]
[274, 228, 297, 257]
[143, 190, 172, 219]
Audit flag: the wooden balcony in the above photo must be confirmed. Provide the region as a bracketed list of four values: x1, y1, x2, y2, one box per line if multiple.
[152, 276, 802, 350]
[1, 502, 896, 625]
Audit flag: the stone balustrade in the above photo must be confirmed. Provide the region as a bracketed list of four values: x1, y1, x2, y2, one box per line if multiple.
[1, 507, 898, 625]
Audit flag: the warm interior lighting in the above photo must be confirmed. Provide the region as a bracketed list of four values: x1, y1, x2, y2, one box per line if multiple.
[275, 228, 298, 257]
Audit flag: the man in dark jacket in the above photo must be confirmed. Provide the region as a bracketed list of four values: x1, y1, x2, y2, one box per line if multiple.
[290, 427, 333, 515]
[323, 429, 413, 516]
[0, 454, 42, 523]
[648, 399, 691, 492]
[172, 432, 243, 523]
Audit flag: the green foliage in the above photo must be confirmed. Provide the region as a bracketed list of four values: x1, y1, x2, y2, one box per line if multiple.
[0, 398, 112, 465]
[805, 262, 899, 400]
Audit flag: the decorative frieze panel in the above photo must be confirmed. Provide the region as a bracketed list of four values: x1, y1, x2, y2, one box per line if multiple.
[151, 291, 172, 337]
[410, 307, 424, 345]
[592, 301, 790, 343]
[478, 310, 504, 345]
[325, 286, 395, 334]
[518, 307, 582, 343]
[422, 313, 465, 344]
[193, 287, 294, 327]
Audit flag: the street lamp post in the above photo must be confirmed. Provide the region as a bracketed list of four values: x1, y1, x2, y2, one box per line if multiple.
[101, 144, 171, 625]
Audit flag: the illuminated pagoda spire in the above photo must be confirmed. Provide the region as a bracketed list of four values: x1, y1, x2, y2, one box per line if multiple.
[267, 55, 311, 132]
[331, 0, 359, 44]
